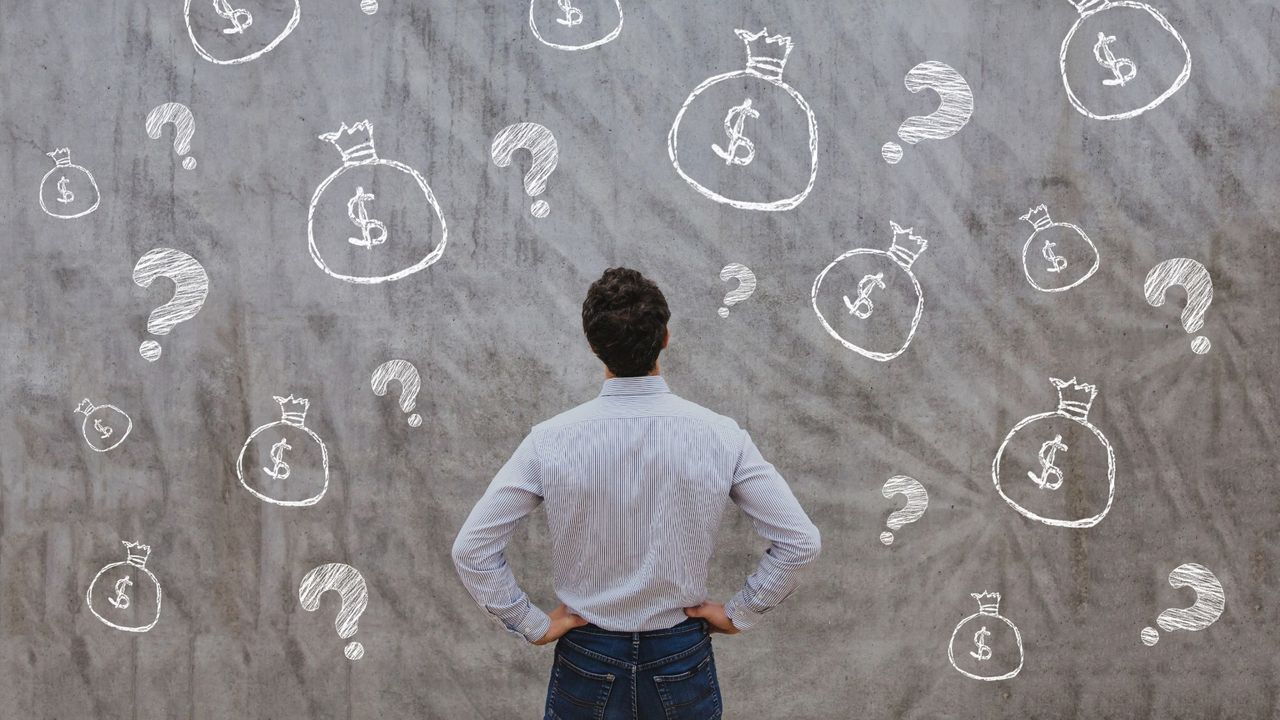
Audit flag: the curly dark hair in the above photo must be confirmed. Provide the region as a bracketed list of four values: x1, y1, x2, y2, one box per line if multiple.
[582, 268, 671, 377]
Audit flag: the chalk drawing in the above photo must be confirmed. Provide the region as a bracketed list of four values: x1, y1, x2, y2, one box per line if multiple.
[237, 395, 330, 507]
[490, 123, 560, 218]
[718, 263, 757, 318]
[1144, 258, 1213, 354]
[668, 28, 818, 211]
[1141, 563, 1225, 646]
[880, 476, 928, 546]
[39, 148, 100, 219]
[993, 377, 1116, 528]
[133, 248, 209, 362]
[75, 398, 132, 453]
[948, 592, 1024, 681]
[880, 61, 974, 165]
[1019, 204, 1099, 293]
[811, 221, 928, 362]
[145, 103, 198, 170]
[185, 0, 301, 65]
[309, 120, 448, 283]
[300, 563, 369, 660]
[86, 541, 162, 633]
[371, 359, 424, 427]
[529, 0, 622, 51]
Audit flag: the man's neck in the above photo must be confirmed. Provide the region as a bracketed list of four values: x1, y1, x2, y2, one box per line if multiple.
[604, 366, 661, 379]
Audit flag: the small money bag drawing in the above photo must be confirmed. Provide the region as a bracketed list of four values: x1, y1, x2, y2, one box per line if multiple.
[86, 541, 162, 633]
[237, 395, 330, 507]
[528, 0, 622, 51]
[74, 398, 132, 453]
[810, 222, 929, 362]
[39, 148, 100, 219]
[993, 377, 1116, 528]
[668, 28, 818, 212]
[184, 0, 301, 66]
[948, 592, 1023, 681]
[1059, 0, 1191, 120]
[308, 120, 448, 284]
[1019, 205, 1099, 293]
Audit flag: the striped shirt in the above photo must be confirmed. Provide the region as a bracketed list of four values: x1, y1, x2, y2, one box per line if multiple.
[450, 375, 822, 643]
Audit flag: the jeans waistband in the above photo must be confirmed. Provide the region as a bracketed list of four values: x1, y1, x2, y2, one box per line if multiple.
[569, 616, 707, 638]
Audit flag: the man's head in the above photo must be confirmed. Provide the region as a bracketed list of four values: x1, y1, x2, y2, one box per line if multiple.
[582, 268, 670, 377]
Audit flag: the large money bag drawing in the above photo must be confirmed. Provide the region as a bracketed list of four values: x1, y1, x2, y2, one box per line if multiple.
[668, 28, 818, 212]
[1019, 205, 1099, 293]
[237, 395, 330, 507]
[528, 0, 622, 51]
[1059, 0, 1190, 120]
[74, 398, 132, 453]
[86, 541, 162, 633]
[308, 120, 448, 284]
[948, 592, 1023, 682]
[185, 0, 300, 65]
[811, 222, 928, 362]
[39, 148, 100, 219]
[993, 377, 1116, 528]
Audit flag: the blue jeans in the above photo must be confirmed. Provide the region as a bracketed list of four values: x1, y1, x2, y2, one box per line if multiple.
[544, 616, 722, 720]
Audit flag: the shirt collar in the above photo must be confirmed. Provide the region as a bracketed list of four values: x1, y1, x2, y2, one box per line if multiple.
[599, 375, 670, 397]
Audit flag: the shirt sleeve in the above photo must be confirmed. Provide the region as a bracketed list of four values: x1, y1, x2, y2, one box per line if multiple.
[450, 432, 552, 644]
[723, 429, 822, 632]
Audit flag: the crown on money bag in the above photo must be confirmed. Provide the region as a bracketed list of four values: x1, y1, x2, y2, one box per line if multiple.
[887, 221, 928, 268]
[123, 541, 152, 568]
[319, 120, 377, 164]
[1051, 377, 1097, 422]
[972, 591, 1001, 615]
[737, 28, 794, 81]
[1070, 0, 1109, 14]
[274, 395, 311, 427]
[47, 148, 73, 167]
[1020, 204, 1054, 231]
[75, 398, 98, 416]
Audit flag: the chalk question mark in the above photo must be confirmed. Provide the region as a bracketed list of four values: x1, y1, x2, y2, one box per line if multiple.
[132, 248, 209, 362]
[1144, 258, 1213, 354]
[300, 563, 369, 660]
[1140, 563, 1224, 646]
[881, 61, 974, 164]
[145, 103, 197, 170]
[491, 122, 559, 218]
[718, 263, 757, 318]
[880, 475, 928, 545]
[371, 359, 423, 428]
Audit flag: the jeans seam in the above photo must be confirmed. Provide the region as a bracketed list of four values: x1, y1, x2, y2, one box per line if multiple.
[636, 635, 711, 672]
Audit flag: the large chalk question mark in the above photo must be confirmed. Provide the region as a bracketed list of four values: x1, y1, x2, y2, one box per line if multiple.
[300, 563, 369, 660]
[490, 122, 560, 218]
[881, 61, 974, 165]
[880, 475, 929, 545]
[145, 102, 198, 170]
[371, 359, 423, 428]
[1144, 258, 1214, 354]
[718, 263, 757, 318]
[1141, 563, 1224, 646]
[132, 248, 209, 362]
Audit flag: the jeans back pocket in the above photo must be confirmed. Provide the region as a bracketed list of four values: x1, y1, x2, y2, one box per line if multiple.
[548, 652, 615, 720]
[652, 650, 721, 720]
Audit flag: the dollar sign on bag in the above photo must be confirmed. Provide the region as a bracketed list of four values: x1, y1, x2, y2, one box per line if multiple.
[56, 176, 74, 204]
[711, 99, 759, 166]
[555, 0, 583, 27]
[1093, 32, 1137, 87]
[94, 419, 113, 439]
[347, 186, 388, 249]
[1028, 435, 1067, 490]
[108, 576, 132, 609]
[213, 0, 253, 35]
[1042, 238, 1068, 273]
[843, 272, 885, 320]
[970, 626, 992, 661]
[263, 438, 292, 481]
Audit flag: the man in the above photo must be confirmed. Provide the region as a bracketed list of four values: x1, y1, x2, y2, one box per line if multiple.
[451, 267, 822, 719]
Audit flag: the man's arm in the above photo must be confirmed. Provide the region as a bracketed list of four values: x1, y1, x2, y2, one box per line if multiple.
[722, 429, 823, 632]
[450, 433, 552, 644]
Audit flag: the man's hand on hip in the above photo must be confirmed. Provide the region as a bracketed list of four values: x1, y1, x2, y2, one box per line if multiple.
[533, 603, 589, 645]
[684, 601, 741, 635]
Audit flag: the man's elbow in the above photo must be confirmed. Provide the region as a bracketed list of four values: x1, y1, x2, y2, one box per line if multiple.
[450, 534, 474, 571]
[790, 523, 822, 565]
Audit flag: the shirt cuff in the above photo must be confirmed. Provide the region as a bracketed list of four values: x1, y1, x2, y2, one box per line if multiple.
[724, 593, 771, 632]
[506, 604, 552, 643]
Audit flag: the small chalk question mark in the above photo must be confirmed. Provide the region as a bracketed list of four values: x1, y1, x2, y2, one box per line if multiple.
[371, 359, 423, 427]
[1141, 563, 1224, 646]
[880, 475, 928, 545]
[718, 263, 757, 318]
[300, 563, 369, 660]
[491, 122, 559, 218]
[881, 61, 974, 165]
[145, 102, 197, 170]
[1144, 258, 1213, 354]
[133, 248, 209, 362]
